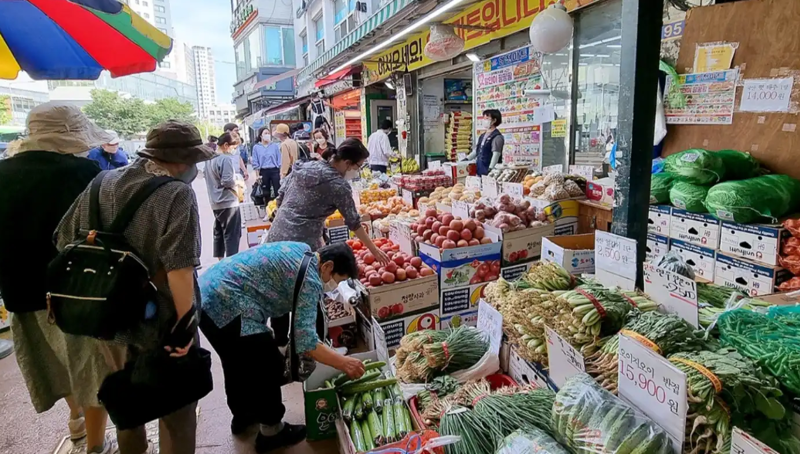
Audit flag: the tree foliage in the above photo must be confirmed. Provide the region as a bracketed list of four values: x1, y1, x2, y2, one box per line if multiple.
[0, 95, 11, 125]
[83, 89, 197, 138]
[193, 120, 224, 140]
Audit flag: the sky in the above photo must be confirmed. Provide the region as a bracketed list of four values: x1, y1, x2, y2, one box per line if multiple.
[171, 0, 237, 105]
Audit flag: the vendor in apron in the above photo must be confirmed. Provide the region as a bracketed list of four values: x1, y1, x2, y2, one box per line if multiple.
[468, 109, 505, 176]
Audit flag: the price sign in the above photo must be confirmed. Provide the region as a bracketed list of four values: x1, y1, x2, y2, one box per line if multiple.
[417, 202, 430, 215]
[545, 327, 585, 388]
[466, 176, 482, 190]
[618, 332, 687, 453]
[740, 78, 793, 113]
[389, 221, 414, 256]
[402, 188, 414, 207]
[643, 263, 699, 328]
[477, 300, 503, 355]
[595, 231, 637, 282]
[502, 182, 524, 199]
[543, 164, 563, 174]
[569, 165, 595, 181]
[372, 317, 389, 365]
[353, 189, 361, 207]
[731, 427, 780, 454]
[457, 152, 467, 161]
[482, 176, 498, 199]
[429, 160, 442, 170]
[452, 200, 472, 220]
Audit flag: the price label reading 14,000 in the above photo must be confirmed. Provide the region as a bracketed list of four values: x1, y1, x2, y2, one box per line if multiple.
[618, 333, 687, 454]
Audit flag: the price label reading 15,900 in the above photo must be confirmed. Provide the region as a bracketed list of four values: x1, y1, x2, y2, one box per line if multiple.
[618, 333, 687, 454]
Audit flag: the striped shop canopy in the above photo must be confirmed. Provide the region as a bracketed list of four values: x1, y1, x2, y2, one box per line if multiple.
[298, 0, 414, 84]
[0, 0, 172, 80]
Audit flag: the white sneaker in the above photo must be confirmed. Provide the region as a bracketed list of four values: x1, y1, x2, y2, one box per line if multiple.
[68, 415, 86, 441]
[87, 433, 118, 454]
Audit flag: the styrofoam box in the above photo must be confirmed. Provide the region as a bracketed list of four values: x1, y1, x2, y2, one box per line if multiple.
[719, 221, 788, 267]
[646, 233, 669, 263]
[648, 205, 671, 236]
[507, 346, 557, 391]
[670, 208, 721, 249]
[714, 251, 792, 296]
[670, 238, 716, 281]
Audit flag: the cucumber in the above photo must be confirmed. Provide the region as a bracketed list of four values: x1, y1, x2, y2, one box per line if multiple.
[403, 406, 413, 434]
[361, 419, 375, 451]
[630, 430, 667, 454]
[365, 361, 387, 371]
[383, 398, 396, 443]
[340, 378, 398, 396]
[333, 373, 349, 387]
[350, 418, 366, 452]
[367, 410, 384, 446]
[354, 394, 364, 420]
[361, 390, 373, 411]
[615, 423, 650, 454]
[373, 389, 384, 414]
[342, 397, 356, 423]
[337, 370, 381, 390]
[393, 401, 407, 438]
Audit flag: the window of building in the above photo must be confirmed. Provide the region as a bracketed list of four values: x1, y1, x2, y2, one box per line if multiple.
[155, 16, 166, 24]
[264, 26, 282, 65]
[335, 0, 347, 24]
[282, 27, 296, 66]
[159, 61, 171, 69]
[300, 31, 308, 55]
[235, 41, 246, 79]
[248, 28, 262, 71]
[314, 15, 324, 43]
[143, 12, 150, 18]
[142, 1, 148, 5]
[303, 54, 309, 66]
[154, 5, 165, 12]
[135, 0, 139, 4]
[316, 41, 325, 56]
[158, 27, 168, 33]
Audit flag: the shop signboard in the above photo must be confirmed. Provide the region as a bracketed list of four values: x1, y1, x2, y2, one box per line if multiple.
[362, 0, 600, 84]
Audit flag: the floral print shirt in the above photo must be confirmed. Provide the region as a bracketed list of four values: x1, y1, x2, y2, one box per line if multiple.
[199, 242, 321, 353]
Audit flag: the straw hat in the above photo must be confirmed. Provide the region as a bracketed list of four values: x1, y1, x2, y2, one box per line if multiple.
[137, 120, 215, 165]
[17, 101, 113, 155]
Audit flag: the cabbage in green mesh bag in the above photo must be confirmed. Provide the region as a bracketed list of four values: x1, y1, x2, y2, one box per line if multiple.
[664, 149, 726, 185]
[715, 149, 760, 180]
[705, 174, 800, 223]
[670, 181, 710, 213]
[650, 172, 675, 204]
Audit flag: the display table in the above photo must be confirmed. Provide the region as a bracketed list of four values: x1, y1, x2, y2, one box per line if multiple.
[577, 199, 613, 234]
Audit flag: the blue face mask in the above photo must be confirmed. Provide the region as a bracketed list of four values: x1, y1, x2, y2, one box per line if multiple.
[177, 165, 198, 184]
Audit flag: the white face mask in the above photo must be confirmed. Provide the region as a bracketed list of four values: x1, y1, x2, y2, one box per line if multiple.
[344, 169, 360, 180]
[323, 279, 338, 292]
[316, 138, 327, 146]
[262, 134, 271, 142]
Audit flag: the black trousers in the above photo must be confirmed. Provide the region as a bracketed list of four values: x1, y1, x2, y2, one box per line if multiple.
[369, 164, 388, 173]
[199, 314, 285, 426]
[259, 168, 281, 202]
[271, 314, 290, 348]
[212, 207, 242, 258]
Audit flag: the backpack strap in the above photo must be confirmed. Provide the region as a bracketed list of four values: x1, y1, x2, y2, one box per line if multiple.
[89, 171, 108, 231]
[108, 176, 178, 234]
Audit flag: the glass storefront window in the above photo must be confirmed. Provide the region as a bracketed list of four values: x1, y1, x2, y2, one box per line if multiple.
[573, 0, 622, 175]
[235, 41, 246, 79]
[540, 50, 572, 168]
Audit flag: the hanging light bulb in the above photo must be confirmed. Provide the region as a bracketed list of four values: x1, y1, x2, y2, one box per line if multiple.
[529, 4, 574, 53]
[424, 24, 464, 61]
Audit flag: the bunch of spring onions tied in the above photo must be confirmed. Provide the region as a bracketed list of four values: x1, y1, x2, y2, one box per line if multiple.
[396, 326, 489, 383]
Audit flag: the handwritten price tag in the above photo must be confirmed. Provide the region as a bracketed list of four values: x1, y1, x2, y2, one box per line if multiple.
[618, 333, 687, 454]
[731, 427, 780, 454]
[452, 200, 472, 220]
[643, 263, 699, 328]
[477, 300, 503, 355]
[545, 327, 585, 388]
[372, 317, 390, 365]
[429, 160, 442, 170]
[389, 221, 414, 256]
[402, 188, 414, 207]
[543, 164, 563, 174]
[502, 182, 525, 199]
[482, 176, 499, 199]
[595, 231, 637, 281]
[457, 152, 467, 161]
[466, 176, 482, 190]
[569, 165, 595, 181]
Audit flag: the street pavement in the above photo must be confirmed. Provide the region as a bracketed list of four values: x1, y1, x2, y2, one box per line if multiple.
[0, 172, 339, 454]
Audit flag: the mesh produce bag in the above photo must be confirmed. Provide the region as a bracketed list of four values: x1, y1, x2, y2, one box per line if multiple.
[715, 149, 760, 180]
[649, 172, 675, 204]
[552, 374, 671, 454]
[704, 174, 800, 223]
[495, 427, 571, 454]
[664, 149, 726, 185]
[669, 181, 710, 213]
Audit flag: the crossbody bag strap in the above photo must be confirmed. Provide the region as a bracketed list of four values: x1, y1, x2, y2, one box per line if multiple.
[108, 176, 178, 233]
[88, 171, 108, 230]
[289, 251, 315, 378]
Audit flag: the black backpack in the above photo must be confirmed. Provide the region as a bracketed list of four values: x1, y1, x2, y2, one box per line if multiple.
[46, 171, 177, 340]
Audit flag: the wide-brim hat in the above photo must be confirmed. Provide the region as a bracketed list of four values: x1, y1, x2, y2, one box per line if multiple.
[137, 120, 215, 165]
[17, 101, 113, 155]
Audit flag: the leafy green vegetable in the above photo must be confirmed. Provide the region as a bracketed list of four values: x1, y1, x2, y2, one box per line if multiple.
[670, 181, 710, 213]
[664, 149, 726, 185]
[650, 172, 676, 204]
[715, 149, 760, 180]
[705, 174, 800, 223]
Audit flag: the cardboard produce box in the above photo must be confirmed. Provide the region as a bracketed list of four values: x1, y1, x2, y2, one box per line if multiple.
[719, 220, 788, 267]
[440, 281, 489, 318]
[377, 308, 440, 349]
[418, 239, 502, 289]
[247, 224, 270, 247]
[541, 233, 595, 275]
[529, 199, 581, 237]
[325, 214, 372, 244]
[485, 223, 556, 266]
[714, 251, 792, 296]
[500, 261, 535, 281]
[440, 308, 479, 329]
[585, 177, 614, 207]
[359, 274, 439, 322]
[508, 346, 557, 391]
[646, 233, 669, 263]
[671, 208, 721, 249]
[648, 205, 672, 236]
[670, 238, 716, 281]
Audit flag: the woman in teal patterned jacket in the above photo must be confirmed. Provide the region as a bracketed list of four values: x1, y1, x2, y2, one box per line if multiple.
[198, 241, 365, 453]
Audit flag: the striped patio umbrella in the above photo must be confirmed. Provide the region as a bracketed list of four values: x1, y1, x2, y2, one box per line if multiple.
[0, 0, 173, 80]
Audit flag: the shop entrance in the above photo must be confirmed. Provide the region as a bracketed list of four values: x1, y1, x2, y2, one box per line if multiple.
[418, 68, 474, 167]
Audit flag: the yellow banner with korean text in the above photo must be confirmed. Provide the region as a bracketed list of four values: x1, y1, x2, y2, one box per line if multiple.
[363, 0, 599, 84]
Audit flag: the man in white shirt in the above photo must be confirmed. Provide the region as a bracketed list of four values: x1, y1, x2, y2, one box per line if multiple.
[366, 120, 394, 173]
